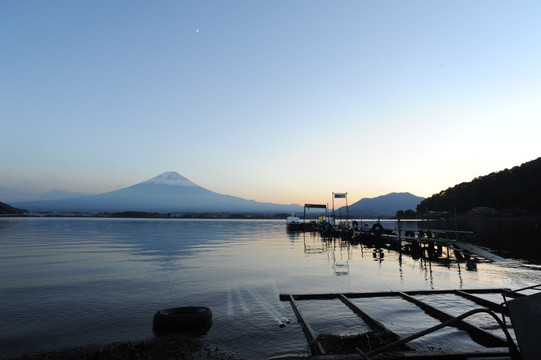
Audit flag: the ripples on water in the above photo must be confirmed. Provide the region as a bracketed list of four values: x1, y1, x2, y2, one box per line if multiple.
[0, 218, 539, 358]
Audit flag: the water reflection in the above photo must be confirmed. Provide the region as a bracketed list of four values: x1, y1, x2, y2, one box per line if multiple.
[372, 248, 384, 263]
[2, 218, 540, 359]
[296, 227, 485, 287]
[328, 240, 351, 277]
[416, 217, 541, 263]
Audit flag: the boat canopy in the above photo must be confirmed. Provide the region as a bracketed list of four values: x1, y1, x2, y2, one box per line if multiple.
[304, 204, 327, 209]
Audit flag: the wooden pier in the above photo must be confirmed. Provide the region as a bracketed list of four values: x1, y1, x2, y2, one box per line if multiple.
[295, 192, 507, 265]
[293, 214, 509, 265]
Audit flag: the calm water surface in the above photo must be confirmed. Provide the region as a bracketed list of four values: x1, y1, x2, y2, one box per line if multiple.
[0, 218, 539, 359]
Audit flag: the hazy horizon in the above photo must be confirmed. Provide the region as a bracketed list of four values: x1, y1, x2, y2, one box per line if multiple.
[5, 170, 425, 207]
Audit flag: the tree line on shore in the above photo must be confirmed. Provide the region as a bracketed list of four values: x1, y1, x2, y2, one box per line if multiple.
[0, 201, 25, 215]
[416, 157, 541, 216]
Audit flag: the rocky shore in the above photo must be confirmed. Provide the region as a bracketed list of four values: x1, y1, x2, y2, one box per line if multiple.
[6, 336, 240, 360]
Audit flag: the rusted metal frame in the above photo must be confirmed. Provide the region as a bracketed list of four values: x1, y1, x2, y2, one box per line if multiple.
[363, 308, 518, 359]
[455, 290, 509, 316]
[398, 292, 508, 348]
[279, 288, 510, 302]
[280, 291, 400, 301]
[339, 294, 413, 354]
[338, 294, 392, 333]
[502, 282, 541, 301]
[503, 291, 525, 299]
[404, 288, 511, 296]
[286, 295, 326, 356]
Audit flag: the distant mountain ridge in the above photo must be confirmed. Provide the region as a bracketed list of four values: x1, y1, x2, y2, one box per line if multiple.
[338, 192, 424, 217]
[7, 173, 425, 216]
[38, 189, 88, 200]
[13, 172, 303, 214]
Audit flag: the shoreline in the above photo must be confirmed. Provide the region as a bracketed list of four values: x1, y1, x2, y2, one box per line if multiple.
[5, 336, 241, 360]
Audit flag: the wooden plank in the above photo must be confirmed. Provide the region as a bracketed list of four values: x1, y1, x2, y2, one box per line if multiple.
[455, 241, 509, 263]
[286, 295, 326, 355]
[398, 292, 509, 348]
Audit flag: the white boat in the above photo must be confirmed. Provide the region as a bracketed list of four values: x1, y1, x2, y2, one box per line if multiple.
[286, 214, 302, 232]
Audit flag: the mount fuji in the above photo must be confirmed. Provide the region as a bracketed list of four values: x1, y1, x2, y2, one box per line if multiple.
[14, 171, 302, 214]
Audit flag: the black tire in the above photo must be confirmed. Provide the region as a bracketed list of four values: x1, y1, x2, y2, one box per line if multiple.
[371, 223, 384, 236]
[153, 307, 212, 333]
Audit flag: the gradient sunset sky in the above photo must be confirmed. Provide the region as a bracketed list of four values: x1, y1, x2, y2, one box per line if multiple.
[2, 1, 540, 205]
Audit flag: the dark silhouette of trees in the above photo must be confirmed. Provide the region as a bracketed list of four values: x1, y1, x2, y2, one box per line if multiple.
[395, 209, 417, 218]
[0, 201, 26, 214]
[417, 157, 541, 215]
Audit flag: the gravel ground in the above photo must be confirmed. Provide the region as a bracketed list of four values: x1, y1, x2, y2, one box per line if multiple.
[5, 336, 241, 360]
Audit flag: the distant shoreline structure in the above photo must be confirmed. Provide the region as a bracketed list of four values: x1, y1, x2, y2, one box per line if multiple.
[1, 211, 293, 219]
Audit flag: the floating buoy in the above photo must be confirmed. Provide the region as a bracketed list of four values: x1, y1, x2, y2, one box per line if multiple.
[153, 306, 212, 333]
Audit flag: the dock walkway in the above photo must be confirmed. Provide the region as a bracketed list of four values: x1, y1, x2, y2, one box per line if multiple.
[453, 242, 509, 263]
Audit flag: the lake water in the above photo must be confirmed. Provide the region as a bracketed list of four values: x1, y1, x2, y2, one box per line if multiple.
[1, 217, 539, 359]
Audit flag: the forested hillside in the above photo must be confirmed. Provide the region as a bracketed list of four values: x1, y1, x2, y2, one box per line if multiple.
[0, 201, 26, 215]
[417, 157, 541, 215]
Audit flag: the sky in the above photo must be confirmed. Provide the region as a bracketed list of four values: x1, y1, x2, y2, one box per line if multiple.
[1, 0, 541, 206]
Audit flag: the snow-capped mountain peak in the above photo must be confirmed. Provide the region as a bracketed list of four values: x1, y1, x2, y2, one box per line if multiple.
[140, 171, 199, 187]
